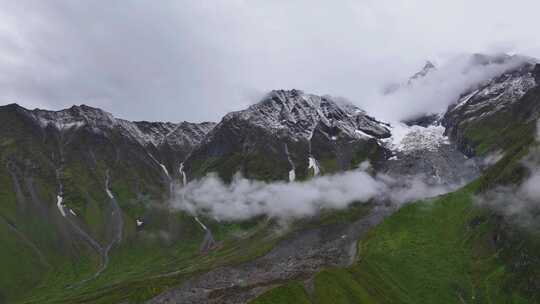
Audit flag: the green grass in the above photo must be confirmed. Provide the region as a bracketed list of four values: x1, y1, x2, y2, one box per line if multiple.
[0, 219, 49, 301]
[18, 216, 283, 304]
[249, 281, 311, 304]
[314, 268, 378, 304]
[319, 158, 340, 174]
[348, 181, 540, 303]
[351, 188, 480, 303]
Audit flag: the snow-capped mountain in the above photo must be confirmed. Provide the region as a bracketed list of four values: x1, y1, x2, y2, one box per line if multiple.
[222, 89, 390, 141]
[184, 89, 391, 181]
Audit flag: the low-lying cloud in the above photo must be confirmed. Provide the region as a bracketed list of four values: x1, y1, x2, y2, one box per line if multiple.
[170, 167, 456, 221]
[475, 178, 540, 228]
[475, 120, 540, 228]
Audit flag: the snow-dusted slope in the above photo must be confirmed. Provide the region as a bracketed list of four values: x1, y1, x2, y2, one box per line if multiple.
[32, 105, 117, 132]
[26, 104, 215, 149]
[445, 62, 536, 124]
[442, 59, 540, 156]
[217, 89, 390, 142]
[163, 121, 217, 150]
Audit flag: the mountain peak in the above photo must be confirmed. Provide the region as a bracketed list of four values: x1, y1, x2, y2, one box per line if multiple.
[265, 89, 306, 103]
[220, 89, 391, 144]
[268, 89, 304, 96]
[408, 60, 437, 83]
[68, 104, 106, 112]
[425, 60, 435, 67]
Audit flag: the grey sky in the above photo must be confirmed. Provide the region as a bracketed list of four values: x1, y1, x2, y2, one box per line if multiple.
[0, 0, 539, 122]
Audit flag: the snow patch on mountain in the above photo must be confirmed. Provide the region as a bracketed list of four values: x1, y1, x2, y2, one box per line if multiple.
[194, 217, 208, 231]
[284, 144, 296, 182]
[105, 188, 114, 199]
[179, 162, 187, 186]
[355, 129, 375, 139]
[56, 195, 66, 217]
[308, 156, 320, 176]
[289, 169, 296, 182]
[383, 123, 449, 153]
[159, 163, 171, 180]
[446, 62, 537, 125]
[454, 89, 480, 110]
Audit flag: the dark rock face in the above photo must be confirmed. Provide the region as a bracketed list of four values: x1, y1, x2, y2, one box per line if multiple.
[533, 63, 540, 84]
[403, 113, 441, 128]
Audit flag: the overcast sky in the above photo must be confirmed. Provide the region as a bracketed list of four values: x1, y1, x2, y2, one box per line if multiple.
[0, 0, 539, 122]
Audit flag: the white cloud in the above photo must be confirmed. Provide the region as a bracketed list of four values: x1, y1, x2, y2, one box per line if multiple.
[520, 172, 540, 202]
[171, 167, 456, 221]
[365, 55, 530, 123]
